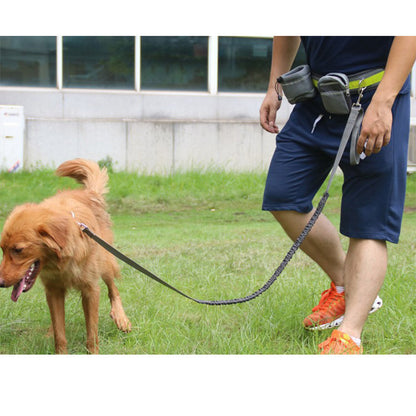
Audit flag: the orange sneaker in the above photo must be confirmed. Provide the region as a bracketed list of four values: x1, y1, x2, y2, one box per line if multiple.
[318, 329, 363, 354]
[304, 283, 383, 331]
[303, 283, 345, 330]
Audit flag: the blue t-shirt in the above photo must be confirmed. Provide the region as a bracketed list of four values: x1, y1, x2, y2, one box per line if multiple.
[301, 36, 410, 93]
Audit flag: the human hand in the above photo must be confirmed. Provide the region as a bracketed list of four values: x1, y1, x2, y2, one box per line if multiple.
[260, 89, 281, 134]
[356, 99, 392, 156]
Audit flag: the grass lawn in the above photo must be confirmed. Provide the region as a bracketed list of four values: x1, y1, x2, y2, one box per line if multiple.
[0, 168, 415, 354]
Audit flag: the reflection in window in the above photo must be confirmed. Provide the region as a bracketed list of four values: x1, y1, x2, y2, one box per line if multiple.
[0, 36, 56, 87]
[218, 37, 307, 93]
[141, 36, 208, 91]
[218, 37, 273, 93]
[63, 36, 134, 89]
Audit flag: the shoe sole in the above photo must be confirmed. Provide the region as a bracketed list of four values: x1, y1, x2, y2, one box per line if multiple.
[305, 295, 383, 331]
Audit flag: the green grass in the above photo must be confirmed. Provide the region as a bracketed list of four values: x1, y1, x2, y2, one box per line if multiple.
[0, 168, 416, 354]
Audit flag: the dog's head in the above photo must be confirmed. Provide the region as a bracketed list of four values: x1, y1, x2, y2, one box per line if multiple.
[0, 204, 69, 302]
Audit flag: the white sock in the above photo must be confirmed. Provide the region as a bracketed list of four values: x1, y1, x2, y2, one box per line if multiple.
[350, 334, 361, 347]
[335, 285, 345, 294]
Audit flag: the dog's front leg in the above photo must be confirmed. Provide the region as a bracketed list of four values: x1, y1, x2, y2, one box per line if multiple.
[45, 287, 67, 354]
[81, 285, 100, 354]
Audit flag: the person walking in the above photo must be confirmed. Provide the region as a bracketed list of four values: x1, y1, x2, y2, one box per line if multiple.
[260, 36, 416, 353]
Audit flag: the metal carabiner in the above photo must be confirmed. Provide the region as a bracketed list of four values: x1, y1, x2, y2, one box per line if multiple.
[355, 79, 367, 107]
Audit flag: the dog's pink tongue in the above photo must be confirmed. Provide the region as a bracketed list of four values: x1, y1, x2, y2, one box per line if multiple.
[11, 279, 25, 302]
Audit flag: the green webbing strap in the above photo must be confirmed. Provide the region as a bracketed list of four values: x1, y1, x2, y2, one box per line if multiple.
[312, 69, 384, 92]
[348, 70, 385, 90]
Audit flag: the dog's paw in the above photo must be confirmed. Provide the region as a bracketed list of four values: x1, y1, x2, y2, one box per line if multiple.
[110, 308, 132, 333]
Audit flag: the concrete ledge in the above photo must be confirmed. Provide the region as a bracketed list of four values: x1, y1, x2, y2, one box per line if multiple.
[25, 118, 277, 173]
[25, 119, 128, 169]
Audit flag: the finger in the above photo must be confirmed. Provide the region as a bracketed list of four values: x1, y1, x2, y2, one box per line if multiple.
[383, 133, 391, 147]
[364, 134, 384, 156]
[372, 135, 385, 154]
[259, 107, 269, 129]
[268, 121, 279, 134]
[356, 132, 367, 154]
[260, 108, 279, 133]
[260, 116, 275, 133]
[261, 120, 279, 133]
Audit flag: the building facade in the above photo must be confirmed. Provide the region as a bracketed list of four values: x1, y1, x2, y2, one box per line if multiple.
[0, 36, 415, 173]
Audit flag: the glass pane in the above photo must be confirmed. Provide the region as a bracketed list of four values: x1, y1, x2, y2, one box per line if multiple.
[0, 36, 56, 87]
[218, 37, 273, 93]
[63, 36, 134, 89]
[141, 36, 208, 91]
[218, 37, 307, 93]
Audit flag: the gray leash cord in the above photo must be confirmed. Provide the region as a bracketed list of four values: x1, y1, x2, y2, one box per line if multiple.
[80, 104, 363, 306]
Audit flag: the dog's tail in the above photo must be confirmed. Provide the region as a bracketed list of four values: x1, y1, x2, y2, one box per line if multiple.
[55, 159, 109, 195]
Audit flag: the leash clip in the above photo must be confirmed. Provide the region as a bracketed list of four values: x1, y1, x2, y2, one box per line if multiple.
[355, 81, 367, 107]
[71, 211, 89, 231]
[78, 222, 89, 231]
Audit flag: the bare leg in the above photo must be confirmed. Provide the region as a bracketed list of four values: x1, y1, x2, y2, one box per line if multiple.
[339, 238, 387, 339]
[272, 210, 346, 285]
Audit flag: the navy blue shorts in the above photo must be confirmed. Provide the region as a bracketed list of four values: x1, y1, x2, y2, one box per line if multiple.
[262, 91, 410, 244]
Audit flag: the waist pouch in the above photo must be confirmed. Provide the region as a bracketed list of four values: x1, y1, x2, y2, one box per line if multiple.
[278, 66, 384, 115]
[317, 73, 352, 115]
[277, 65, 316, 104]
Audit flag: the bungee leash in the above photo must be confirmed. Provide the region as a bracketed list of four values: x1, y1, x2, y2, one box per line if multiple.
[80, 193, 328, 306]
[77, 92, 365, 306]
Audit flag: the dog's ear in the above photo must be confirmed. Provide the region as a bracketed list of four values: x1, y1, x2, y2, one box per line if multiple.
[37, 217, 68, 258]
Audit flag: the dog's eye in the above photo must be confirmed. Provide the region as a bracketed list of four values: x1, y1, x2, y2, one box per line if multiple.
[12, 247, 23, 255]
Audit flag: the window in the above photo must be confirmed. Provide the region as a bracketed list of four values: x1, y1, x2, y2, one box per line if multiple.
[0, 36, 56, 87]
[218, 37, 273, 93]
[0, 36, 308, 93]
[140, 36, 208, 91]
[63, 36, 134, 89]
[218, 37, 307, 93]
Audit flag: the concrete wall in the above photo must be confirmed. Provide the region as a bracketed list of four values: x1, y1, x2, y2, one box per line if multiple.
[25, 118, 278, 173]
[0, 89, 294, 173]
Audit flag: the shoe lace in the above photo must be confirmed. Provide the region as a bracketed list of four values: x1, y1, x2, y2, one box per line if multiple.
[312, 286, 339, 312]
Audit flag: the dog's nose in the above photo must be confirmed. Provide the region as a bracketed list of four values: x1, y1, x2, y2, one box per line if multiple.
[0, 278, 6, 287]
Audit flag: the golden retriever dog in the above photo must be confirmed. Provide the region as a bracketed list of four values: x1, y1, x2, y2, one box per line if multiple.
[0, 159, 131, 353]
